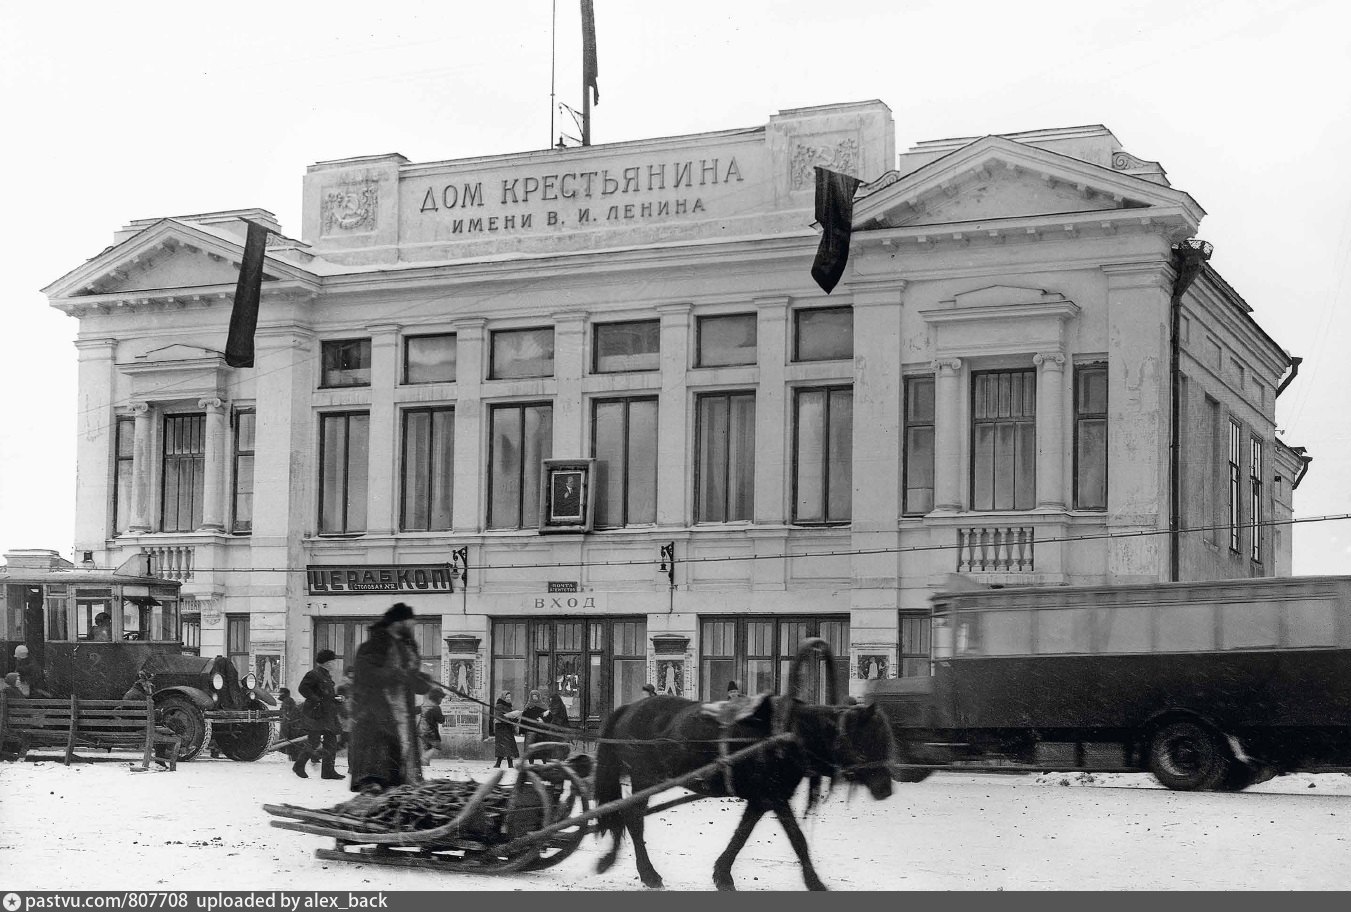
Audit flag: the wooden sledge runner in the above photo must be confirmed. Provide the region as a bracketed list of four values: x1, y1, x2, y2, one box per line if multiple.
[263, 733, 796, 876]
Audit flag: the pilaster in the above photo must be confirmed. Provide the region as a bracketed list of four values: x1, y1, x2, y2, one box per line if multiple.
[74, 338, 118, 550]
[931, 358, 964, 513]
[453, 319, 487, 533]
[552, 312, 588, 458]
[128, 401, 153, 532]
[197, 397, 228, 531]
[753, 297, 789, 524]
[656, 303, 692, 526]
[1032, 352, 1067, 511]
[366, 323, 401, 535]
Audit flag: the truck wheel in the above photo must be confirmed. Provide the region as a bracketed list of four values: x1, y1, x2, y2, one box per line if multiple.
[157, 695, 206, 761]
[1148, 720, 1230, 791]
[215, 721, 273, 761]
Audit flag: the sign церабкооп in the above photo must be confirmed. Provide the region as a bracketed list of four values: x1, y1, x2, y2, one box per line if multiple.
[307, 564, 453, 595]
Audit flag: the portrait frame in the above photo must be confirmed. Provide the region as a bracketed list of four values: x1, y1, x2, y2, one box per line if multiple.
[539, 458, 595, 533]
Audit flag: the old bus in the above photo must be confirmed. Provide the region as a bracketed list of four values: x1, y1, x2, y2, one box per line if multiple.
[1, 549, 273, 760]
[868, 575, 1351, 790]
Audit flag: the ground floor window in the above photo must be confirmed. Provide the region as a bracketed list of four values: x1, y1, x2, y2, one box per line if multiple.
[699, 616, 848, 702]
[226, 614, 250, 679]
[491, 617, 646, 733]
[898, 612, 932, 677]
[312, 617, 442, 682]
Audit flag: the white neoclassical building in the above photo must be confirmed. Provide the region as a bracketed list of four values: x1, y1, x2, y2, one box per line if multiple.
[44, 100, 1307, 750]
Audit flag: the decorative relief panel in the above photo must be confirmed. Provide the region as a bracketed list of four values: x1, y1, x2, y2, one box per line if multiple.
[790, 138, 860, 190]
[321, 181, 379, 235]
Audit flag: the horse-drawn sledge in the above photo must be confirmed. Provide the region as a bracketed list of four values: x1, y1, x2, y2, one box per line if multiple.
[262, 639, 897, 890]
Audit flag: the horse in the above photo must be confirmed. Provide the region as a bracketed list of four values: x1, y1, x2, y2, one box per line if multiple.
[592, 639, 896, 891]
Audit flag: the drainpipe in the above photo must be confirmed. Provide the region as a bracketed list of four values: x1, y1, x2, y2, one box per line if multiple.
[1275, 356, 1302, 398]
[1169, 239, 1213, 582]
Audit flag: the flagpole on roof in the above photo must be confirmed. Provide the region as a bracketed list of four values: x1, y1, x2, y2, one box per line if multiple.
[581, 0, 598, 146]
[550, 0, 557, 149]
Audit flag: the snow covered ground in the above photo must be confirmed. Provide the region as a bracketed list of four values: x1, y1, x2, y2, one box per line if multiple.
[2, 751, 1350, 891]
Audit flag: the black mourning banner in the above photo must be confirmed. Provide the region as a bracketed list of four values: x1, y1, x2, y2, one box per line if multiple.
[225, 220, 271, 369]
[810, 166, 862, 295]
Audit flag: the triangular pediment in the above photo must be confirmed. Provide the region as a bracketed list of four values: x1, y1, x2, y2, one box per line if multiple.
[136, 344, 222, 363]
[43, 218, 314, 300]
[853, 135, 1203, 231]
[950, 286, 1062, 308]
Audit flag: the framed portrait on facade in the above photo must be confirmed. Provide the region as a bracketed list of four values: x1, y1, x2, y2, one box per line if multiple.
[255, 653, 283, 693]
[540, 458, 595, 533]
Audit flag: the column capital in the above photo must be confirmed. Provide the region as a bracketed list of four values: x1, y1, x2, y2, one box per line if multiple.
[848, 278, 908, 303]
[754, 295, 791, 311]
[655, 302, 693, 317]
[198, 397, 226, 412]
[129, 401, 151, 416]
[365, 322, 402, 337]
[451, 317, 488, 334]
[1032, 352, 1067, 370]
[551, 311, 589, 325]
[931, 358, 963, 375]
[74, 337, 118, 356]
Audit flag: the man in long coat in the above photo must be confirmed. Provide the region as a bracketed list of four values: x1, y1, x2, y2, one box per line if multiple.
[348, 603, 432, 793]
[295, 649, 343, 780]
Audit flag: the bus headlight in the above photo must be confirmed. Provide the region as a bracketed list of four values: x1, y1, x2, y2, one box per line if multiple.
[211, 672, 225, 691]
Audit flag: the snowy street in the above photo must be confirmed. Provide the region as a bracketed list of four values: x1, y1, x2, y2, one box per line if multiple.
[2, 753, 1350, 891]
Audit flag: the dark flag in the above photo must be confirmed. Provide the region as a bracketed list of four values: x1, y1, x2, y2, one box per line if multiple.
[581, 0, 599, 105]
[225, 220, 271, 369]
[810, 166, 862, 295]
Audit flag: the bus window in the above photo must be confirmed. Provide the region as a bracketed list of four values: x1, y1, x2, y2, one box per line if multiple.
[1285, 599, 1336, 648]
[153, 590, 180, 642]
[76, 589, 114, 640]
[1035, 608, 1088, 654]
[1155, 603, 1214, 653]
[122, 597, 172, 641]
[982, 610, 1032, 656]
[1219, 602, 1279, 650]
[46, 590, 70, 641]
[3, 586, 21, 640]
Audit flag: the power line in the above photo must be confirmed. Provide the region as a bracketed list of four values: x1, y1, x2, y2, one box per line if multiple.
[133, 511, 1351, 576]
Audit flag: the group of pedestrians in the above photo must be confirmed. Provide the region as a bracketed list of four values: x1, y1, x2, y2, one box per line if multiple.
[492, 689, 572, 767]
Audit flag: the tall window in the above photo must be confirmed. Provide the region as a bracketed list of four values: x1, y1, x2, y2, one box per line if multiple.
[1228, 418, 1242, 552]
[793, 306, 853, 362]
[793, 386, 852, 524]
[1204, 396, 1220, 545]
[695, 392, 755, 522]
[696, 313, 757, 367]
[226, 614, 250, 680]
[490, 328, 554, 379]
[592, 397, 658, 528]
[971, 369, 1036, 511]
[404, 334, 457, 384]
[594, 321, 660, 373]
[315, 617, 441, 683]
[320, 339, 372, 388]
[1074, 364, 1108, 511]
[113, 416, 134, 534]
[489, 402, 553, 529]
[1250, 437, 1263, 563]
[319, 412, 369, 534]
[232, 410, 255, 533]
[903, 376, 935, 516]
[699, 616, 848, 702]
[898, 613, 932, 677]
[161, 414, 205, 532]
[401, 407, 455, 532]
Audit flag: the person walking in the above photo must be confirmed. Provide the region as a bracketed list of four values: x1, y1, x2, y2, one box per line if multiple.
[492, 691, 520, 768]
[295, 649, 344, 780]
[348, 603, 433, 794]
[518, 690, 548, 763]
[419, 688, 446, 764]
[335, 667, 355, 750]
[544, 693, 571, 741]
[277, 687, 302, 762]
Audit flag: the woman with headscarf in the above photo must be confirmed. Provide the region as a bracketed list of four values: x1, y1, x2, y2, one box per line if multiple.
[544, 693, 571, 742]
[492, 691, 520, 768]
[518, 690, 548, 762]
[347, 603, 433, 793]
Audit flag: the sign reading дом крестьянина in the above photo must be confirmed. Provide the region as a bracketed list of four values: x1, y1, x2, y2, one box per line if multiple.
[306, 564, 454, 595]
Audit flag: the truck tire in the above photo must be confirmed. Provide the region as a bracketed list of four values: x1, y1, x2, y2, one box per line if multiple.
[157, 695, 207, 761]
[214, 721, 273, 762]
[1148, 720, 1230, 791]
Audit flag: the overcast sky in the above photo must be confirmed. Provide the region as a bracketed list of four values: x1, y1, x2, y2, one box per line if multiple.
[0, 0, 1345, 574]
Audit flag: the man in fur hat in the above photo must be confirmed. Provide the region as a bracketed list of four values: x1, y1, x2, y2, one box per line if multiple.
[348, 603, 433, 793]
[295, 648, 344, 780]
